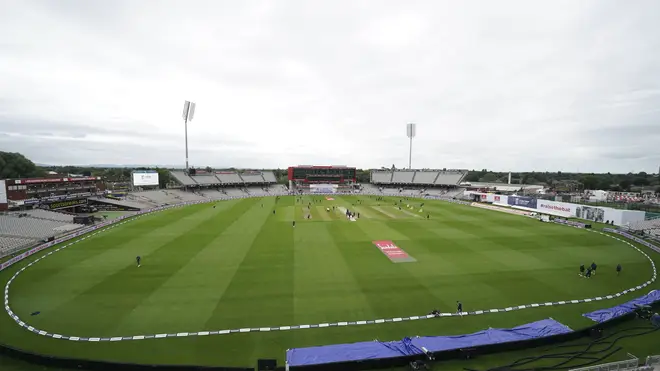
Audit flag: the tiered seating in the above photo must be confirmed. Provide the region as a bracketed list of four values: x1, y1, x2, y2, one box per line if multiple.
[392, 171, 415, 183]
[216, 172, 243, 184]
[434, 170, 467, 185]
[167, 190, 207, 202]
[97, 196, 151, 209]
[136, 190, 182, 204]
[245, 187, 265, 195]
[170, 171, 197, 185]
[262, 171, 277, 183]
[371, 169, 468, 186]
[371, 171, 393, 184]
[191, 173, 220, 185]
[613, 195, 644, 202]
[629, 218, 660, 231]
[23, 209, 73, 223]
[0, 215, 84, 239]
[126, 194, 160, 207]
[413, 171, 438, 184]
[197, 189, 225, 198]
[0, 236, 36, 252]
[240, 172, 265, 183]
[131, 189, 207, 204]
[224, 188, 245, 197]
[444, 188, 466, 198]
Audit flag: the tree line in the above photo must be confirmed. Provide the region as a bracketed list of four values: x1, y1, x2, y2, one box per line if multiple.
[464, 169, 659, 193]
[0, 152, 657, 194]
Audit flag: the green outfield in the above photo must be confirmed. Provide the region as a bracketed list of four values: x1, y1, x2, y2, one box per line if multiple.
[0, 195, 657, 367]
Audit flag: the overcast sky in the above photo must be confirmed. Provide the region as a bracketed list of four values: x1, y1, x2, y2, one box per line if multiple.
[1, 0, 659, 172]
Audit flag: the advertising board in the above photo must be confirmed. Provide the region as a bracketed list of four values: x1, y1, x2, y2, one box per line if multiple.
[536, 199, 577, 218]
[310, 184, 336, 194]
[507, 196, 537, 209]
[576, 205, 606, 223]
[47, 199, 87, 210]
[132, 171, 159, 186]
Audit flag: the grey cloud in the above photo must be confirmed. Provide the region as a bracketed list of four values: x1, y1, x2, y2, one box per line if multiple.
[2, 0, 660, 172]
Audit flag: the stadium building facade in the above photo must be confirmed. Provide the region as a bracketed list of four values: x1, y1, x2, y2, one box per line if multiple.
[1, 176, 104, 212]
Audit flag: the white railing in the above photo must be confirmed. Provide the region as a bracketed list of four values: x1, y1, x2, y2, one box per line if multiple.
[569, 356, 638, 371]
[645, 355, 660, 366]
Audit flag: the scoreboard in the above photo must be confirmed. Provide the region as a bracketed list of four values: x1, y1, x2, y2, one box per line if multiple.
[287, 166, 356, 184]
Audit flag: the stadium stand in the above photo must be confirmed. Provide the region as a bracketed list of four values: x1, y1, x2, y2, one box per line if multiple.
[170, 171, 197, 186]
[412, 170, 439, 184]
[169, 170, 277, 188]
[262, 171, 277, 183]
[392, 170, 415, 183]
[628, 218, 660, 236]
[91, 195, 150, 209]
[134, 190, 207, 205]
[371, 169, 468, 186]
[240, 171, 266, 183]
[0, 214, 84, 240]
[371, 171, 393, 184]
[224, 188, 246, 197]
[435, 170, 468, 185]
[215, 171, 243, 184]
[23, 209, 74, 223]
[190, 172, 219, 185]
[0, 236, 35, 253]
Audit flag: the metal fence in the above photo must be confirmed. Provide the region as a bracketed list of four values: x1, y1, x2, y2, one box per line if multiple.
[569, 356, 639, 371]
[646, 355, 660, 367]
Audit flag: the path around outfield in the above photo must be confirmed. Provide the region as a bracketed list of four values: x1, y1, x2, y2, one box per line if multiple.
[2, 196, 658, 342]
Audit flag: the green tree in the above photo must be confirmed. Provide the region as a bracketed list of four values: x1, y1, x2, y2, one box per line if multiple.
[464, 172, 480, 182]
[580, 175, 599, 190]
[619, 179, 632, 191]
[0, 151, 44, 179]
[597, 178, 612, 190]
[156, 168, 172, 189]
[356, 169, 370, 183]
[633, 177, 650, 186]
[480, 173, 499, 182]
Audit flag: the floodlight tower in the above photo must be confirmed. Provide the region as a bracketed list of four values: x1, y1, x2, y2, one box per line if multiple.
[182, 101, 196, 171]
[406, 123, 416, 169]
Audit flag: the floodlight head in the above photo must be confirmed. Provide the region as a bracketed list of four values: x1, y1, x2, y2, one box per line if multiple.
[406, 123, 416, 139]
[182, 101, 196, 121]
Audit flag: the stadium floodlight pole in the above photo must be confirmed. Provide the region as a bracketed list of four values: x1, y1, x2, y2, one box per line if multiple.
[182, 101, 196, 171]
[406, 123, 416, 169]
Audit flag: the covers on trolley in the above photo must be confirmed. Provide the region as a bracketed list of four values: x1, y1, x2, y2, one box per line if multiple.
[286, 318, 572, 367]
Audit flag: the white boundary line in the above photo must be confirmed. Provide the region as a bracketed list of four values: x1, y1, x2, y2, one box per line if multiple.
[2, 196, 657, 342]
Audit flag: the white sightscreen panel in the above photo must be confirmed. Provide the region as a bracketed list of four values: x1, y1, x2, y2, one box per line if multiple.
[0, 180, 6, 203]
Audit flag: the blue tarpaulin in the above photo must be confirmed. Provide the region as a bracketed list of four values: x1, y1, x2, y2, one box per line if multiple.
[286, 318, 572, 367]
[583, 290, 660, 323]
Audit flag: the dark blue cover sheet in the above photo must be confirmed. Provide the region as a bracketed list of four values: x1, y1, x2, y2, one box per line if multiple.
[286, 318, 572, 367]
[583, 290, 660, 323]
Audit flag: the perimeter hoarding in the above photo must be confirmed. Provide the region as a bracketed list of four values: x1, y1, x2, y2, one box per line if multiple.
[310, 184, 337, 194]
[507, 196, 537, 209]
[536, 199, 577, 218]
[46, 199, 87, 210]
[456, 191, 645, 226]
[132, 171, 159, 186]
